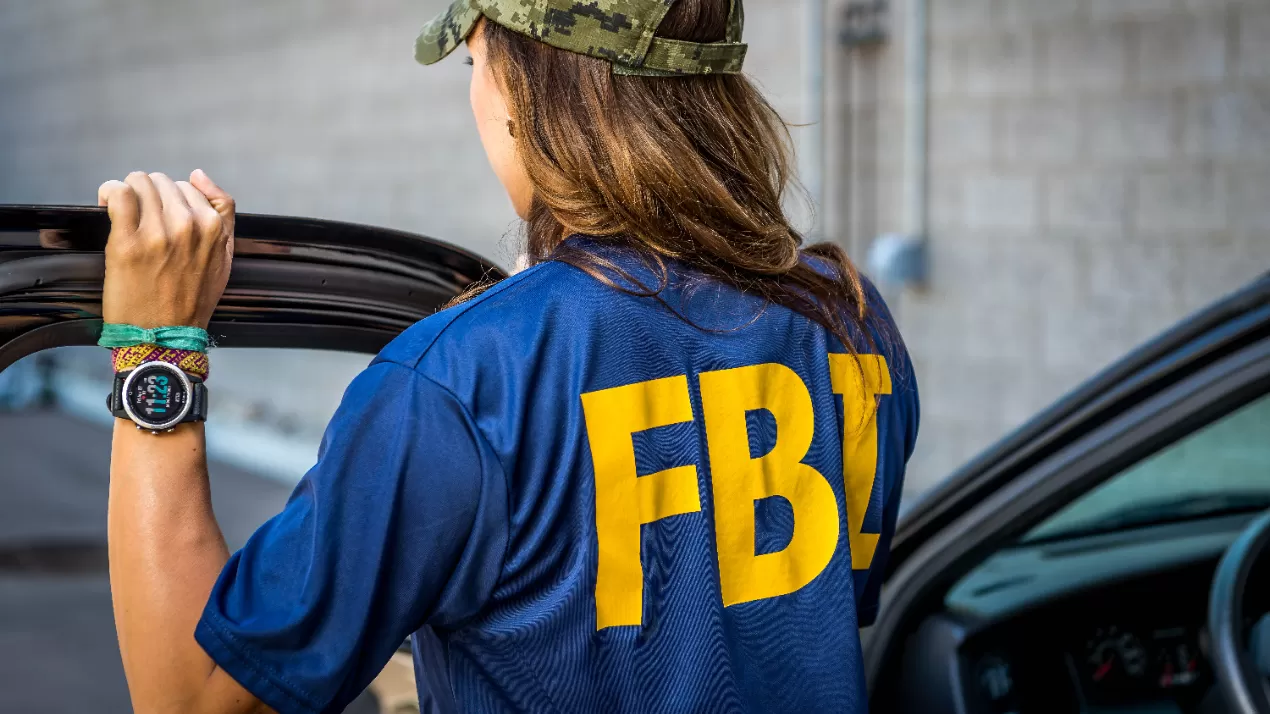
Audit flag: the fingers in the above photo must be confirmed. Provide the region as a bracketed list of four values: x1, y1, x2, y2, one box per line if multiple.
[99, 169, 233, 246]
[97, 180, 140, 235]
[123, 171, 163, 235]
[189, 168, 229, 202]
[190, 169, 235, 236]
[175, 180, 213, 213]
[148, 172, 196, 237]
[176, 180, 225, 241]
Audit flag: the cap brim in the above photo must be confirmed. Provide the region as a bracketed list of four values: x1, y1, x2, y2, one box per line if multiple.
[414, 0, 482, 65]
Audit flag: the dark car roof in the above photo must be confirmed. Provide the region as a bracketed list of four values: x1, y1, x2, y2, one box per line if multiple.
[0, 205, 498, 282]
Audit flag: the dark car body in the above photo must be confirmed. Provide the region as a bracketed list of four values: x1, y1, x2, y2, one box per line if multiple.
[0, 205, 504, 372]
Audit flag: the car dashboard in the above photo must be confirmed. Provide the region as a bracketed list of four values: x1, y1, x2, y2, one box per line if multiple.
[893, 513, 1269, 714]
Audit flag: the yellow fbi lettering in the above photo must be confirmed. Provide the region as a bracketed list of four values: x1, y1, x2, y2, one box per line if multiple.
[699, 363, 839, 607]
[581, 356, 891, 629]
[581, 375, 703, 630]
[830, 354, 892, 572]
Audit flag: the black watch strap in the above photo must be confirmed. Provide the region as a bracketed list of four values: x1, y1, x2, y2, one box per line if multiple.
[107, 370, 208, 423]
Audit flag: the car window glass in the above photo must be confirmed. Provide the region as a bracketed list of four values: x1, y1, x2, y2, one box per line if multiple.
[0, 346, 383, 713]
[1025, 392, 1270, 542]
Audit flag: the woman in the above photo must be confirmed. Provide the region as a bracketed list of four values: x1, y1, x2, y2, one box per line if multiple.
[98, 0, 919, 711]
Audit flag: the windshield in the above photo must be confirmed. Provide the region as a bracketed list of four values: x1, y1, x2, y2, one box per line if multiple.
[1023, 392, 1270, 543]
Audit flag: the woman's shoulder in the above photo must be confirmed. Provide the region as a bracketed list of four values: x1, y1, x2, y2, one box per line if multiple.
[375, 259, 591, 371]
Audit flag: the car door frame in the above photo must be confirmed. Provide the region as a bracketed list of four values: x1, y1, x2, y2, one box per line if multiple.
[0, 205, 507, 372]
[864, 274, 1270, 699]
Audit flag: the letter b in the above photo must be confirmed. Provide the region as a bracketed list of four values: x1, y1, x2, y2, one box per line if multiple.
[699, 363, 840, 607]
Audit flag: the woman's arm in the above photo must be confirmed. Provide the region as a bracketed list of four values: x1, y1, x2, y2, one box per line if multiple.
[100, 171, 270, 714]
[109, 422, 272, 713]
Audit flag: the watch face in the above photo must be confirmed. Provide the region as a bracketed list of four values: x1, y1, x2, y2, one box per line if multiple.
[122, 362, 192, 430]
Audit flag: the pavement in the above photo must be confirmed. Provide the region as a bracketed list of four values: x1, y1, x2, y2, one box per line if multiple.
[0, 408, 380, 714]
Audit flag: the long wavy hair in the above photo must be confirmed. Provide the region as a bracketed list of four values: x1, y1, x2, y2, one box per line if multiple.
[470, 0, 880, 358]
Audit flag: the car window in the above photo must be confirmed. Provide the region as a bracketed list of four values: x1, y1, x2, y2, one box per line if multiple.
[0, 346, 387, 713]
[1023, 392, 1270, 543]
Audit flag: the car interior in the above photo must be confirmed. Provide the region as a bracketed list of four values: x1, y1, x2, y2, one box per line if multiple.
[881, 391, 1270, 714]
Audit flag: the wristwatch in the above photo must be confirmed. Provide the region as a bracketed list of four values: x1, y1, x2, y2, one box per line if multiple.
[107, 361, 208, 433]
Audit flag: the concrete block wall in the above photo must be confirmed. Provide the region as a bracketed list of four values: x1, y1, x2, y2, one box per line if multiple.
[0, 1, 520, 259]
[832, 0, 1270, 496]
[0, 0, 807, 265]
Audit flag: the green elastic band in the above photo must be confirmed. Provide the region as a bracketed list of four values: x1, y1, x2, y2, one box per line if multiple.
[97, 323, 210, 352]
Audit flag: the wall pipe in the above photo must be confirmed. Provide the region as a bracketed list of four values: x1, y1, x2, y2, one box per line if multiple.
[868, 0, 929, 293]
[901, 0, 928, 242]
[804, 0, 827, 239]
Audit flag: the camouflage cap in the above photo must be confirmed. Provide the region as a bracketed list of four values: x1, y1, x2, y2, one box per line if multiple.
[414, 0, 747, 76]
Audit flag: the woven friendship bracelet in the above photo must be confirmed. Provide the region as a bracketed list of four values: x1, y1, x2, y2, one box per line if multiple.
[112, 345, 210, 380]
[98, 323, 211, 352]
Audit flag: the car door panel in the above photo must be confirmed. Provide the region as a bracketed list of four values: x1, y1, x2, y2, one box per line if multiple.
[0, 205, 505, 370]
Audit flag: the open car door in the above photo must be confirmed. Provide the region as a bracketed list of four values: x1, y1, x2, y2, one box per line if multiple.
[865, 272, 1270, 713]
[0, 204, 504, 370]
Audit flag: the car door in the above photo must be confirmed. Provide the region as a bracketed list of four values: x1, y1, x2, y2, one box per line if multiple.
[0, 204, 505, 713]
[0, 204, 503, 366]
[863, 271, 1270, 711]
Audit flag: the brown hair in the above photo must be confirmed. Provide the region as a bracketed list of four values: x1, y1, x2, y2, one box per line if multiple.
[473, 0, 881, 358]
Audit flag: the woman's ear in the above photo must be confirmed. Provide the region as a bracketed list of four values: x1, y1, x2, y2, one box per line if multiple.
[468, 23, 534, 218]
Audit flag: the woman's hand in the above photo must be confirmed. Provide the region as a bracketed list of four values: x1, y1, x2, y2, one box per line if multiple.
[98, 170, 235, 330]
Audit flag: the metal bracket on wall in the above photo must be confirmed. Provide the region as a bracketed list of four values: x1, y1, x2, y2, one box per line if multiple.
[841, 0, 888, 48]
[868, 232, 928, 291]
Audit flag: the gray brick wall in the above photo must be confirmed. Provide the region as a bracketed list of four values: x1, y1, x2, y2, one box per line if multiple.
[0, 0, 803, 265]
[832, 0, 1270, 496]
[0, 0, 519, 260]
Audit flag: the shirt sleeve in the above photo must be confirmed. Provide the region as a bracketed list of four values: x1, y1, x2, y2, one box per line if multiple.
[195, 360, 508, 714]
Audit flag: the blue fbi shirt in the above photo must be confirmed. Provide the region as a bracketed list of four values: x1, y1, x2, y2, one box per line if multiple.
[195, 238, 920, 714]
